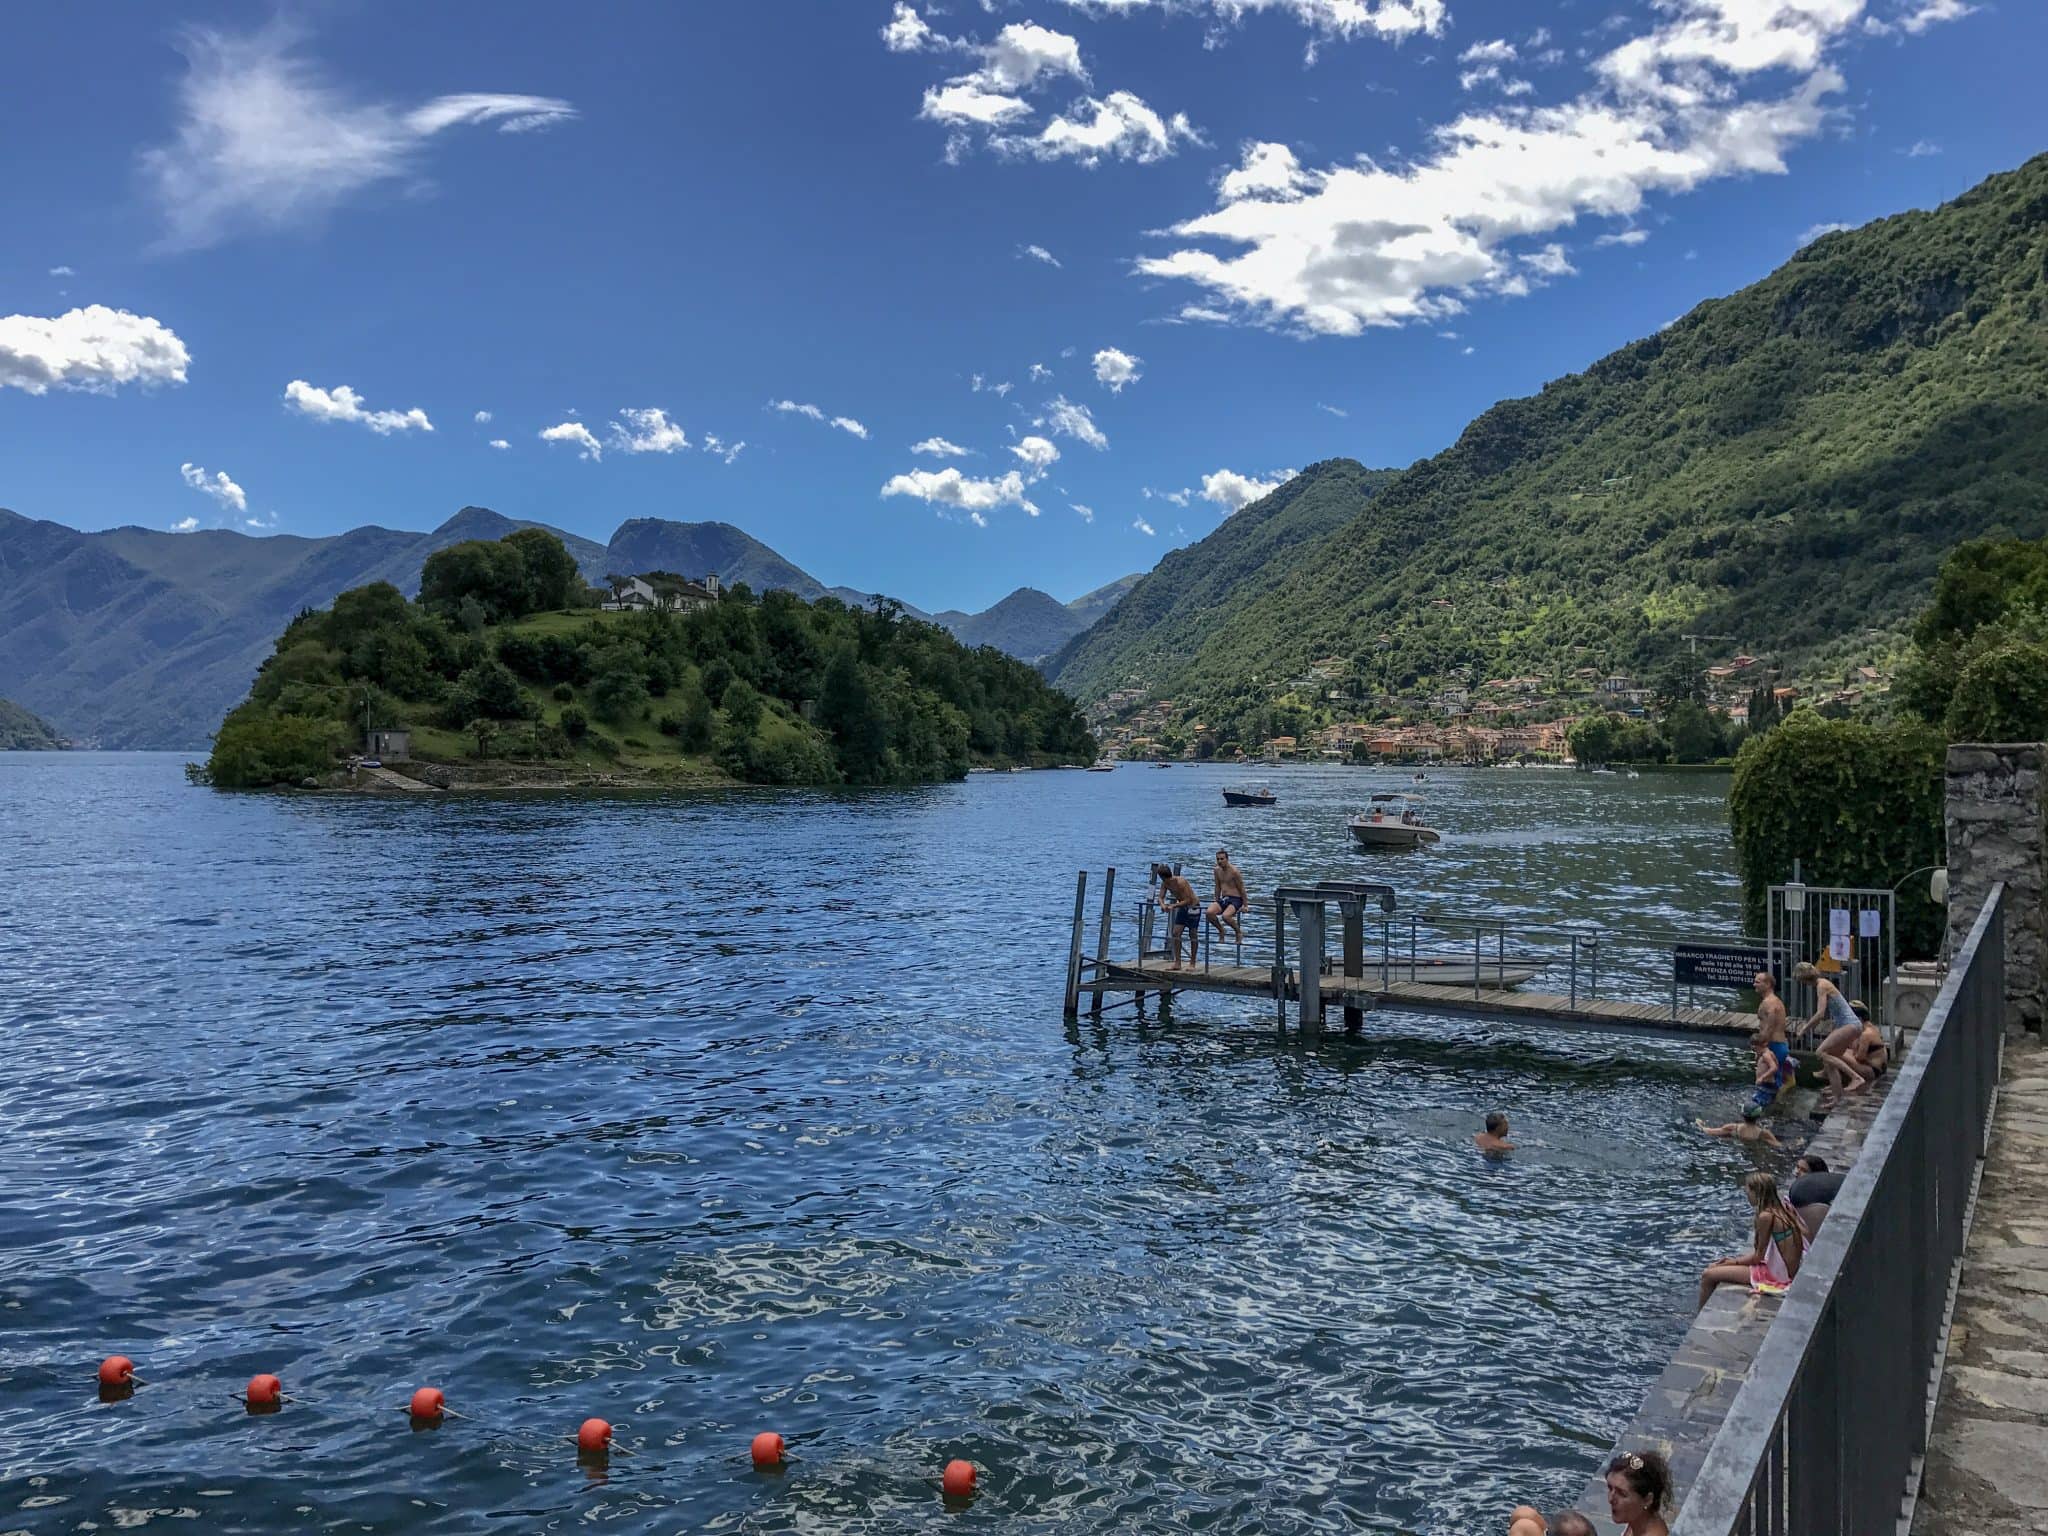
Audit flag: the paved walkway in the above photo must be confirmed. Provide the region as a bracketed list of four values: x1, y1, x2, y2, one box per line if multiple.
[1913, 1038, 2048, 1534]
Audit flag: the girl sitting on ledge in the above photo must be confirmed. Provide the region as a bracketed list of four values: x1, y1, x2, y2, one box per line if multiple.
[1697, 1170, 1806, 1310]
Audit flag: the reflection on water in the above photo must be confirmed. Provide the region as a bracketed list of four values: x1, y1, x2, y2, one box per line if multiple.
[0, 755, 1787, 1534]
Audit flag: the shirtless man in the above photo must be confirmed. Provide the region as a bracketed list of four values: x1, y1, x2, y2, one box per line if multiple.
[1697, 1105, 1784, 1148]
[1153, 863, 1204, 970]
[1475, 1111, 1515, 1152]
[1750, 971, 1794, 1107]
[1207, 849, 1248, 942]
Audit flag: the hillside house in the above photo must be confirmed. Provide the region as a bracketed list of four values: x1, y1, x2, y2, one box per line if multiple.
[603, 572, 723, 613]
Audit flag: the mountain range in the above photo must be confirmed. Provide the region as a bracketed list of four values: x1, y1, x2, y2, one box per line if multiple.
[0, 506, 1134, 747]
[1050, 153, 2048, 724]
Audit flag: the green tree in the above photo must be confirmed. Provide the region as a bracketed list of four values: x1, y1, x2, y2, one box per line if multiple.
[1567, 712, 1620, 766]
[205, 713, 341, 788]
[559, 705, 590, 741]
[455, 658, 531, 720]
[503, 527, 582, 612]
[589, 663, 651, 725]
[421, 539, 530, 621]
[1666, 699, 1720, 763]
[1946, 641, 2048, 741]
[327, 582, 410, 652]
[817, 648, 885, 782]
[721, 679, 764, 737]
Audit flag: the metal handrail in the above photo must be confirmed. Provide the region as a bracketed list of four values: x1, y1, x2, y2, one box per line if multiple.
[1672, 885, 2005, 1535]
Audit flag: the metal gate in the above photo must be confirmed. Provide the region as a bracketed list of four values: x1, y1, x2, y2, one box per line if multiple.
[1766, 879, 1896, 1034]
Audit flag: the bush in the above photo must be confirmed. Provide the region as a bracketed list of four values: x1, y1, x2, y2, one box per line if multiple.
[205, 713, 341, 788]
[552, 682, 575, 703]
[1946, 641, 2048, 742]
[1727, 711, 1946, 957]
[559, 705, 589, 741]
[657, 711, 682, 737]
[589, 664, 651, 725]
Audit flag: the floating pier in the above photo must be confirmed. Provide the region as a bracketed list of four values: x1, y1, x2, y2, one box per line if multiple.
[1061, 869, 1762, 1044]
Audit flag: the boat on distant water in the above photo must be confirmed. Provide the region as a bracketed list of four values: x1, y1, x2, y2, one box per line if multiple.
[1088, 758, 1118, 772]
[1347, 793, 1442, 850]
[1223, 786, 1276, 807]
[1154, 761, 1173, 769]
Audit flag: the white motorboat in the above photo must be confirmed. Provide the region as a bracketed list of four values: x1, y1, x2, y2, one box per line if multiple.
[1088, 758, 1118, 772]
[1347, 793, 1442, 850]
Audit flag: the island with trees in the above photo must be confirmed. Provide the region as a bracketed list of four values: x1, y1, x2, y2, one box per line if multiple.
[194, 529, 1097, 790]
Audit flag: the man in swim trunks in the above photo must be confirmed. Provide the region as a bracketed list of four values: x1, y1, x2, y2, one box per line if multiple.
[1153, 863, 1204, 971]
[1207, 849, 1248, 943]
[1749, 970, 1794, 1109]
[1696, 1105, 1784, 1148]
[1475, 1111, 1515, 1152]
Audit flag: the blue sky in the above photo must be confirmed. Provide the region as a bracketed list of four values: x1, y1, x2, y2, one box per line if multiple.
[1, 0, 2037, 613]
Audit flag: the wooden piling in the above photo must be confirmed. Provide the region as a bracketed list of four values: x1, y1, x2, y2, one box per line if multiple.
[1341, 899, 1364, 1033]
[1091, 867, 1116, 1020]
[1063, 871, 1088, 1021]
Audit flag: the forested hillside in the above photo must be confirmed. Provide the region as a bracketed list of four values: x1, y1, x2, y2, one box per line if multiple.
[1049, 460, 1400, 700]
[0, 697, 63, 749]
[1052, 153, 2048, 716]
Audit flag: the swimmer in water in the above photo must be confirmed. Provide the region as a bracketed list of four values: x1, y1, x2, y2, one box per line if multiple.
[1696, 1105, 1783, 1148]
[1509, 1508, 1596, 1536]
[1475, 1111, 1515, 1152]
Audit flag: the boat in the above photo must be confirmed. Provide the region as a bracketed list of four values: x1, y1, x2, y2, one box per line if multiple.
[1626, 769, 1642, 780]
[1088, 758, 1118, 772]
[1412, 771, 1427, 784]
[1154, 761, 1173, 769]
[1590, 766, 1617, 776]
[1347, 793, 1442, 850]
[1223, 786, 1277, 807]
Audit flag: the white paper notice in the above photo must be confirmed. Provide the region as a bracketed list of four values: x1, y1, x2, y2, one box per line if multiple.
[1830, 934, 1852, 962]
[1829, 908, 1852, 939]
[1859, 909, 1882, 938]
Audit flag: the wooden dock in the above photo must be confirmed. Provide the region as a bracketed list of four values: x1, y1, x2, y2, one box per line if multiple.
[1081, 959, 1759, 1040]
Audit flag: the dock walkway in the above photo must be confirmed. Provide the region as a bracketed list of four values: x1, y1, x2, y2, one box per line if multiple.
[1911, 1037, 2048, 1533]
[1084, 958, 1760, 1039]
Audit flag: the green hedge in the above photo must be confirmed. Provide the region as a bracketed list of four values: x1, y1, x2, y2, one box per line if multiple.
[1727, 711, 1946, 958]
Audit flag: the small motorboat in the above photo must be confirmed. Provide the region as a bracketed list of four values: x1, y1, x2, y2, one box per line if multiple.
[1412, 771, 1427, 784]
[1088, 758, 1118, 772]
[1154, 761, 1173, 769]
[1348, 793, 1442, 850]
[1223, 786, 1277, 807]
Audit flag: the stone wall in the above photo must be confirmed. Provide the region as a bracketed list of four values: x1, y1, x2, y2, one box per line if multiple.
[1944, 743, 2047, 1036]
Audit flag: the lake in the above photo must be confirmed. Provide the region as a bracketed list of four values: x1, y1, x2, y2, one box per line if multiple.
[0, 754, 1770, 1534]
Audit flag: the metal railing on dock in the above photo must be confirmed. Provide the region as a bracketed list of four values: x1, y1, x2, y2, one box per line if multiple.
[1672, 886, 2006, 1536]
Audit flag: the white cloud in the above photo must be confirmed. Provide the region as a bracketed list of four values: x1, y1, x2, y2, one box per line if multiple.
[1139, 0, 1863, 335]
[971, 374, 1015, 397]
[1020, 243, 1062, 266]
[0, 305, 192, 395]
[771, 399, 826, 420]
[1029, 362, 1054, 381]
[883, 3, 968, 52]
[1059, 0, 1446, 44]
[179, 461, 248, 515]
[1132, 516, 1156, 536]
[1003, 92, 1200, 165]
[1092, 346, 1143, 392]
[912, 436, 973, 457]
[921, 80, 1034, 127]
[831, 416, 869, 439]
[1463, 344, 1476, 354]
[1595, 227, 1651, 246]
[1072, 502, 1095, 523]
[703, 434, 746, 464]
[1220, 141, 1312, 201]
[1460, 38, 1518, 61]
[1011, 435, 1061, 475]
[1041, 394, 1109, 449]
[1318, 401, 1349, 417]
[1201, 466, 1298, 513]
[1898, 0, 1974, 31]
[881, 466, 1039, 518]
[1521, 242, 1576, 277]
[139, 23, 574, 249]
[1903, 138, 1941, 157]
[1797, 220, 1854, 245]
[473, 409, 492, 423]
[1460, 63, 1502, 89]
[245, 510, 279, 529]
[170, 516, 201, 533]
[540, 420, 603, 460]
[1144, 485, 1194, 506]
[49, 265, 74, 277]
[608, 406, 689, 454]
[488, 438, 509, 450]
[283, 379, 432, 434]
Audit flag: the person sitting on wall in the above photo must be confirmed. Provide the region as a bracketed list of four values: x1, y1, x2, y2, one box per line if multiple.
[1794, 961, 1873, 1103]
[1697, 1170, 1806, 1310]
[1509, 1507, 1597, 1536]
[1604, 1451, 1674, 1536]
[1696, 1105, 1784, 1148]
[1789, 1153, 1847, 1237]
[1475, 1111, 1515, 1152]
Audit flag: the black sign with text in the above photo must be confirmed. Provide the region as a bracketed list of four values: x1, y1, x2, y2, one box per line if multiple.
[1673, 943, 1775, 991]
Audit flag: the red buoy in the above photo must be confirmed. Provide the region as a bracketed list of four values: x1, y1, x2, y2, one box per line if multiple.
[409, 1387, 446, 1423]
[246, 1373, 283, 1408]
[942, 1459, 977, 1499]
[98, 1355, 136, 1388]
[750, 1431, 785, 1469]
[576, 1418, 612, 1455]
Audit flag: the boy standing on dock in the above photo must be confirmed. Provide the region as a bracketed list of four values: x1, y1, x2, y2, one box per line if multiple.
[1207, 849, 1248, 943]
[1152, 863, 1204, 970]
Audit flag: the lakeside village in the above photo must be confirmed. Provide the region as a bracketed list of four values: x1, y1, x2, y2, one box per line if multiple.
[1086, 651, 1893, 766]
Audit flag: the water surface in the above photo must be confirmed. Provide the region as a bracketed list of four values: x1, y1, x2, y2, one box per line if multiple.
[0, 756, 1780, 1534]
